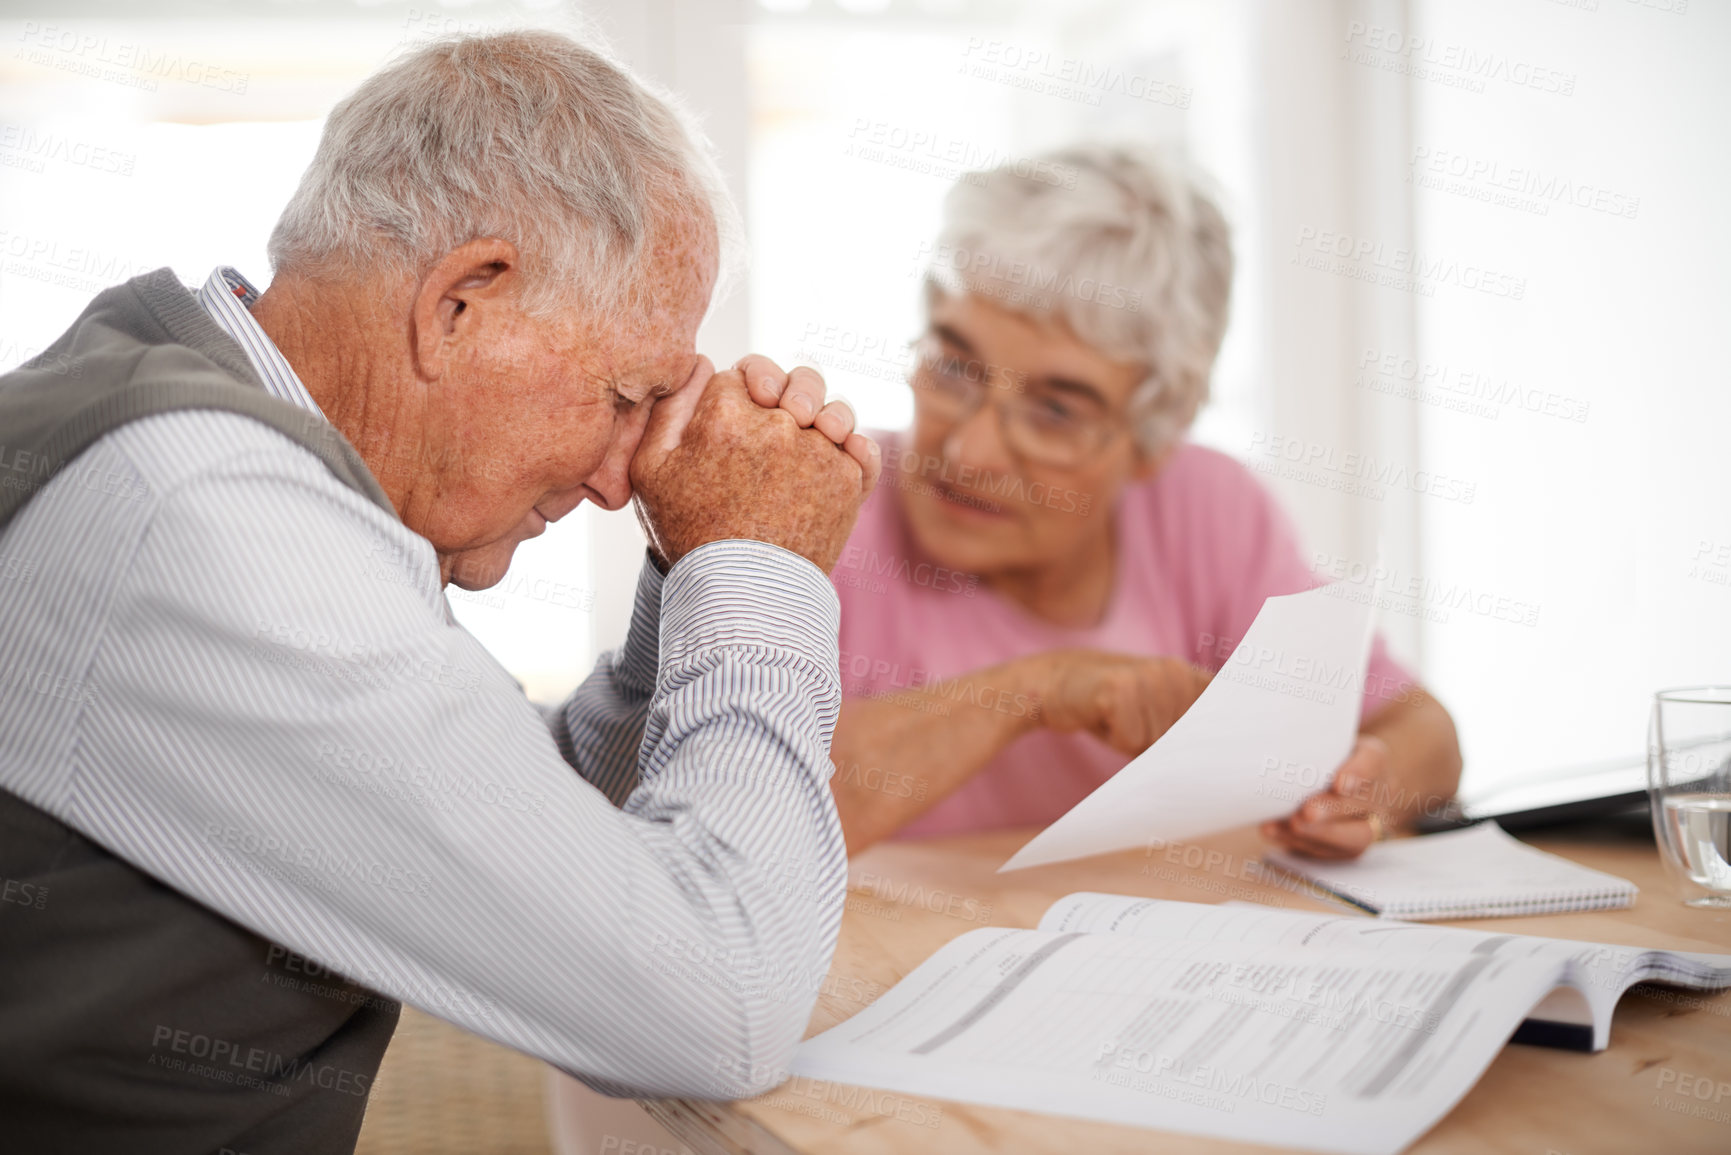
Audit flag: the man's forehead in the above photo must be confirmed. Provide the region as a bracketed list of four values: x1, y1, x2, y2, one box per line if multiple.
[629, 238, 717, 386]
[551, 207, 716, 396]
[643, 254, 719, 320]
[647, 200, 721, 295]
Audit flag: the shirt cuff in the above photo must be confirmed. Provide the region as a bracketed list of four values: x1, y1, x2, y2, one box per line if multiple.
[659, 540, 840, 679]
[613, 550, 667, 696]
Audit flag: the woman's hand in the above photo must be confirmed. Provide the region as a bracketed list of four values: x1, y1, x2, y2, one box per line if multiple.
[1259, 735, 1392, 859]
[829, 650, 1209, 854]
[1035, 650, 1213, 755]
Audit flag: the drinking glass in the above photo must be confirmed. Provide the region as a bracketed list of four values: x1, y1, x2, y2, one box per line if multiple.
[1648, 687, 1731, 908]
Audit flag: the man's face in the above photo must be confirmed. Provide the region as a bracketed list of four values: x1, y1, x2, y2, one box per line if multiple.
[410, 235, 717, 590]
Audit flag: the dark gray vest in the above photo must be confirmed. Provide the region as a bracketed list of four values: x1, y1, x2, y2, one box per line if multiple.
[0, 270, 402, 1154]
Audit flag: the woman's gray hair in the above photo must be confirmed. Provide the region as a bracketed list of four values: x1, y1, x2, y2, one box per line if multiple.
[923, 143, 1233, 456]
[268, 30, 743, 327]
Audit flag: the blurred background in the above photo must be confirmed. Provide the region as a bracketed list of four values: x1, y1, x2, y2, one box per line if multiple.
[1, 0, 1725, 810]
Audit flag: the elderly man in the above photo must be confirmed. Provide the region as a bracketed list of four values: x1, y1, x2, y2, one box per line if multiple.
[0, 30, 876, 1154]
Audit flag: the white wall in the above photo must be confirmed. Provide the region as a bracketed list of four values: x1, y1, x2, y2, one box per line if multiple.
[1406, 0, 1731, 789]
[1250, 0, 1425, 658]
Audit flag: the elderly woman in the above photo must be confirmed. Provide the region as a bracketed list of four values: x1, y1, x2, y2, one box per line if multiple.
[829, 144, 1461, 859]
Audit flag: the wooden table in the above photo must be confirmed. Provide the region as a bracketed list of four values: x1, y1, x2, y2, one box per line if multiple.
[644, 822, 1731, 1154]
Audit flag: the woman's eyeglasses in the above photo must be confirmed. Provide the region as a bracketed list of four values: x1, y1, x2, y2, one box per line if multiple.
[907, 334, 1130, 469]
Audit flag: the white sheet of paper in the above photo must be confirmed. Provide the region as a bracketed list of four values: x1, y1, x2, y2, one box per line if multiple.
[789, 924, 1571, 1155]
[1037, 892, 1731, 1050]
[1000, 576, 1377, 872]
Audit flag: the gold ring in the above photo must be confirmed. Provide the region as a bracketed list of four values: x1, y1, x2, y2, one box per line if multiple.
[1366, 812, 1387, 842]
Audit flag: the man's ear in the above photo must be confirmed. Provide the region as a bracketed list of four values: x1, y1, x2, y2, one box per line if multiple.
[411, 238, 521, 382]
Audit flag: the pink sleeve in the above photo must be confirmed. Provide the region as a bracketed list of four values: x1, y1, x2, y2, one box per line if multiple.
[1195, 457, 1416, 724]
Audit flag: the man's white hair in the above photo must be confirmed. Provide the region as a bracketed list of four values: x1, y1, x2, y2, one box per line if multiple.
[924, 143, 1233, 457]
[268, 29, 743, 327]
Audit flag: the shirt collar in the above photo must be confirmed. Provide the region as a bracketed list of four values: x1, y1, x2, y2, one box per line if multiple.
[193, 266, 323, 415]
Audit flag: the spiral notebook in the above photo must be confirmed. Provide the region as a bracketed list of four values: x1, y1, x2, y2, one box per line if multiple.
[1263, 821, 1638, 919]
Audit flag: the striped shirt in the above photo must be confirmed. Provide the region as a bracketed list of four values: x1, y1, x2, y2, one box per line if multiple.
[0, 267, 847, 1098]
[195, 266, 323, 411]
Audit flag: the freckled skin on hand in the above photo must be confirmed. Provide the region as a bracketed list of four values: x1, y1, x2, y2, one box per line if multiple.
[630, 370, 869, 574]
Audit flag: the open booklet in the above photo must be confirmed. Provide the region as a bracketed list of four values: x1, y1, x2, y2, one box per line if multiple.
[791, 896, 1731, 1155]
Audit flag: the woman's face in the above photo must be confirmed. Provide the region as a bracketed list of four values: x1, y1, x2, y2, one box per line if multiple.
[895, 292, 1158, 579]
